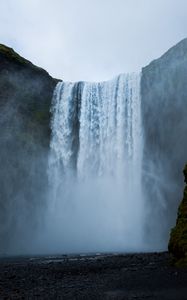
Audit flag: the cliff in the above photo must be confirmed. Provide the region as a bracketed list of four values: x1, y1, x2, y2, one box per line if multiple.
[0, 44, 59, 253]
[141, 38, 187, 249]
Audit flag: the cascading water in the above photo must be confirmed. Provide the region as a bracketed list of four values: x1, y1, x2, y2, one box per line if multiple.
[47, 73, 144, 253]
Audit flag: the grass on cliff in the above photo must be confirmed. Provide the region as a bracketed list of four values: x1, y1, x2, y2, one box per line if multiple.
[169, 165, 187, 266]
[0, 44, 46, 73]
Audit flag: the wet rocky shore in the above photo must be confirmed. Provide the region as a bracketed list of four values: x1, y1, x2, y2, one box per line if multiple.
[0, 252, 187, 299]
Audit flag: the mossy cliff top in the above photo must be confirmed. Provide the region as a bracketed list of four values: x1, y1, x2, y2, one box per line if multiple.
[0, 44, 52, 77]
[168, 165, 187, 266]
[0, 43, 36, 64]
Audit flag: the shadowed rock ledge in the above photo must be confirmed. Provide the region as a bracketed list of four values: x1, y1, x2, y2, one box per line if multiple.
[169, 165, 187, 266]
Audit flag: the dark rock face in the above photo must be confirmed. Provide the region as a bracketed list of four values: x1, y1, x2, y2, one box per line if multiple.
[168, 165, 187, 265]
[141, 38, 187, 249]
[0, 44, 58, 253]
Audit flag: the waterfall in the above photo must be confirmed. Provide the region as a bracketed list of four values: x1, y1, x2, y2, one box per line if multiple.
[47, 73, 144, 253]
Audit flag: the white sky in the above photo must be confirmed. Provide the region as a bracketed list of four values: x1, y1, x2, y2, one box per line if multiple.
[0, 0, 187, 81]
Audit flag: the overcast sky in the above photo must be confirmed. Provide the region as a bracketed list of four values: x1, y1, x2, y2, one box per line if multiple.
[0, 0, 187, 81]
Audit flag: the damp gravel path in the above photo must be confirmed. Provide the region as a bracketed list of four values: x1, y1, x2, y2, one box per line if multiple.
[0, 252, 187, 299]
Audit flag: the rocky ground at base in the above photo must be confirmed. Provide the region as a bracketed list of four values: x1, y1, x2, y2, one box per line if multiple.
[0, 252, 187, 299]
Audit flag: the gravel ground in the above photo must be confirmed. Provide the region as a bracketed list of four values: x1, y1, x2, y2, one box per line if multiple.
[0, 252, 187, 299]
